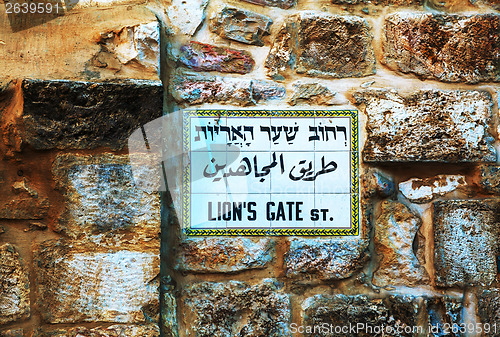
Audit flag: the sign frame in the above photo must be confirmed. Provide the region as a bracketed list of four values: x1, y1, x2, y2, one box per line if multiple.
[182, 110, 359, 236]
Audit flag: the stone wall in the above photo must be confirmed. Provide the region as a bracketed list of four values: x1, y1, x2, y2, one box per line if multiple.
[0, 0, 499, 336]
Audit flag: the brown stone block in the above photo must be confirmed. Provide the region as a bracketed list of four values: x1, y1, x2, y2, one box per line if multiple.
[383, 13, 500, 83]
[34, 325, 159, 337]
[0, 244, 30, 325]
[266, 12, 375, 80]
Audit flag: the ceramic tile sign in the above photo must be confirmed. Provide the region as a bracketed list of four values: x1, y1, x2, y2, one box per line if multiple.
[182, 110, 359, 236]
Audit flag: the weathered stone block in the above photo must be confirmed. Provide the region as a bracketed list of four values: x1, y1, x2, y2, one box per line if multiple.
[0, 329, 24, 337]
[361, 168, 395, 200]
[478, 164, 500, 194]
[356, 90, 496, 162]
[399, 175, 468, 204]
[0, 244, 30, 325]
[0, 178, 49, 220]
[175, 238, 274, 273]
[178, 41, 254, 74]
[383, 13, 500, 83]
[34, 325, 160, 337]
[52, 153, 160, 243]
[332, 0, 422, 4]
[170, 69, 285, 106]
[303, 294, 421, 336]
[285, 238, 369, 282]
[35, 239, 159, 324]
[425, 296, 464, 336]
[266, 12, 375, 79]
[241, 0, 296, 8]
[22, 79, 162, 150]
[209, 7, 273, 46]
[166, 0, 209, 36]
[478, 289, 500, 326]
[434, 200, 500, 287]
[288, 82, 347, 106]
[374, 201, 429, 287]
[91, 21, 160, 74]
[183, 280, 290, 336]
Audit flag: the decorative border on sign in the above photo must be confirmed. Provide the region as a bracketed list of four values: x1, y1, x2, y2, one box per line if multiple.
[182, 110, 359, 236]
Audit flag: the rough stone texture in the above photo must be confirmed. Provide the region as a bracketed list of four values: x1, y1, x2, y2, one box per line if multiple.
[161, 277, 178, 337]
[0, 81, 22, 159]
[0, 329, 24, 337]
[51, 153, 160, 244]
[356, 90, 496, 163]
[0, 178, 49, 220]
[91, 21, 160, 74]
[332, 0, 422, 3]
[399, 175, 467, 204]
[178, 42, 255, 74]
[425, 296, 464, 336]
[288, 82, 347, 106]
[22, 79, 163, 150]
[241, 0, 296, 8]
[265, 12, 375, 80]
[478, 289, 500, 327]
[34, 325, 160, 337]
[175, 238, 274, 273]
[170, 69, 285, 106]
[374, 201, 429, 287]
[183, 280, 290, 337]
[361, 168, 395, 200]
[383, 13, 500, 83]
[0, 244, 30, 325]
[35, 239, 159, 324]
[434, 200, 500, 287]
[482, 0, 500, 10]
[478, 164, 500, 194]
[166, 0, 209, 36]
[285, 238, 369, 282]
[209, 7, 273, 46]
[303, 294, 421, 337]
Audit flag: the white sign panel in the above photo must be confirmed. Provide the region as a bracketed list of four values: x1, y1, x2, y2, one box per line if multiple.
[182, 110, 359, 236]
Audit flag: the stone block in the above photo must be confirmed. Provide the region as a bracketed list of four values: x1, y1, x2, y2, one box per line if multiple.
[478, 164, 500, 194]
[0, 329, 24, 337]
[175, 238, 274, 273]
[288, 82, 347, 106]
[383, 13, 500, 83]
[303, 294, 421, 336]
[91, 21, 160, 74]
[266, 12, 375, 79]
[356, 90, 496, 162]
[209, 7, 273, 46]
[285, 238, 369, 282]
[22, 79, 162, 150]
[374, 201, 429, 287]
[51, 153, 160, 244]
[240, 0, 296, 8]
[0, 178, 49, 220]
[166, 0, 209, 36]
[183, 280, 290, 336]
[434, 200, 500, 287]
[178, 41, 254, 74]
[399, 175, 468, 204]
[35, 239, 159, 324]
[332, 0, 422, 3]
[34, 325, 159, 337]
[425, 296, 464, 336]
[478, 289, 500, 327]
[170, 69, 285, 106]
[0, 244, 30, 325]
